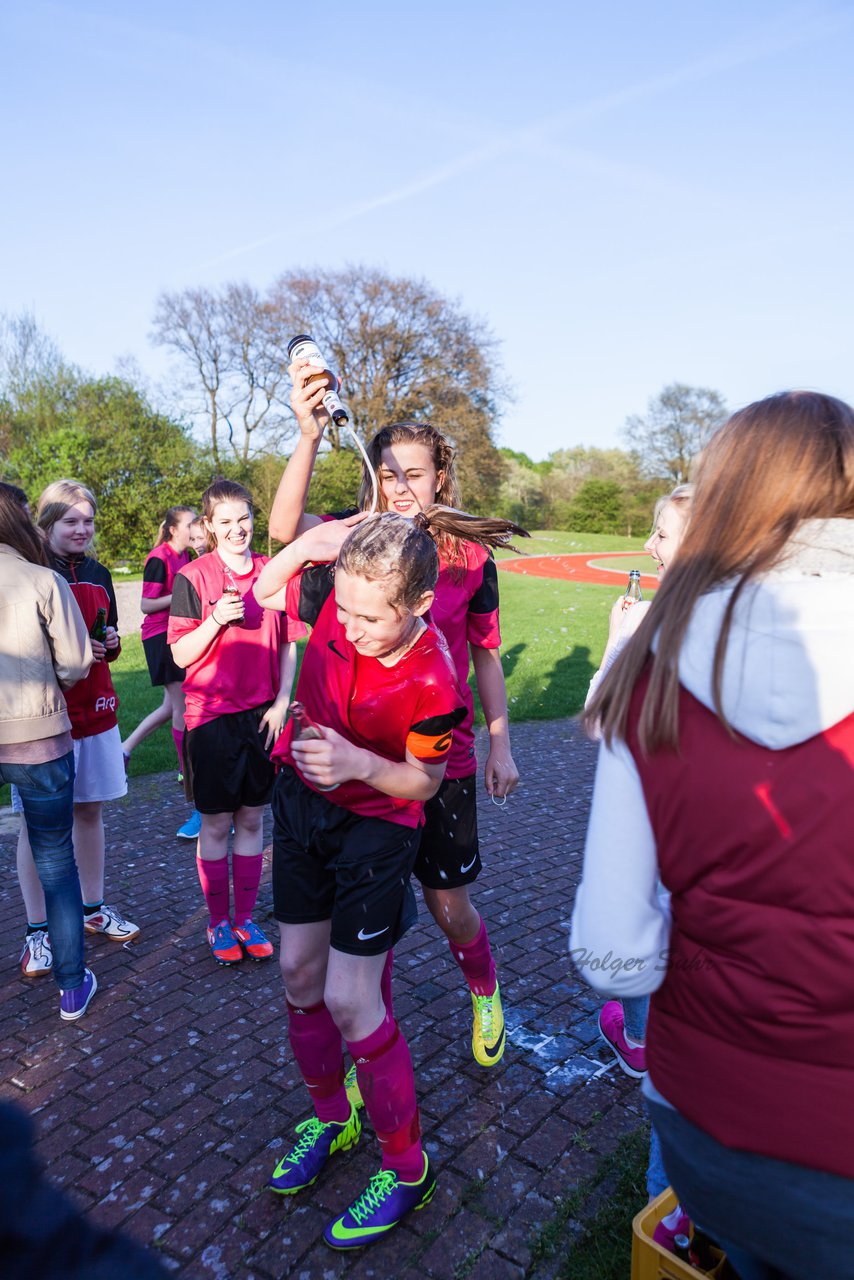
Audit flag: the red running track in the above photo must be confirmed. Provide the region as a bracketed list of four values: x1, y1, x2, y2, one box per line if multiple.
[499, 550, 659, 591]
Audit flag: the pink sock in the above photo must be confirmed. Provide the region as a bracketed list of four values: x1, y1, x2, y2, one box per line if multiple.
[287, 1000, 348, 1123]
[197, 856, 229, 925]
[381, 948, 394, 1017]
[172, 727, 184, 773]
[232, 852, 263, 924]
[450, 917, 496, 996]
[347, 1011, 423, 1182]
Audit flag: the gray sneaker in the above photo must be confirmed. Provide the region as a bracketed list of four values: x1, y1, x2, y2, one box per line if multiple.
[20, 930, 52, 977]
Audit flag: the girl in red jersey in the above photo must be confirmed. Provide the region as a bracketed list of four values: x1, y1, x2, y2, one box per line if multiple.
[254, 505, 524, 1250]
[15, 480, 139, 973]
[268, 365, 522, 1070]
[168, 479, 301, 967]
[121, 506, 201, 840]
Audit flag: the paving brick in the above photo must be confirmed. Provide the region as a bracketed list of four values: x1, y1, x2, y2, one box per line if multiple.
[0, 721, 647, 1279]
[492, 1191, 555, 1268]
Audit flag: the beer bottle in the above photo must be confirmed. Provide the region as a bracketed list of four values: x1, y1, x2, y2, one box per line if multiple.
[624, 569, 643, 603]
[89, 607, 107, 645]
[672, 1232, 691, 1262]
[289, 702, 336, 790]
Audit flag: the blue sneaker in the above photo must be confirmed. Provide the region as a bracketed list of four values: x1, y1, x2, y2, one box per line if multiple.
[269, 1105, 361, 1195]
[60, 968, 97, 1022]
[323, 1155, 436, 1249]
[176, 810, 202, 840]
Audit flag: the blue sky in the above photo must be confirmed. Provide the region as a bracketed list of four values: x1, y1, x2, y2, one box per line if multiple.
[2, 1, 852, 458]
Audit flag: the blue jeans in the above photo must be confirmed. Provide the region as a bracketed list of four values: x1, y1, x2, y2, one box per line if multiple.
[2, 754, 84, 990]
[649, 1098, 854, 1279]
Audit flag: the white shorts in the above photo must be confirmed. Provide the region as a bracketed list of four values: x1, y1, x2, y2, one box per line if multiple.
[11, 725, 128, 811]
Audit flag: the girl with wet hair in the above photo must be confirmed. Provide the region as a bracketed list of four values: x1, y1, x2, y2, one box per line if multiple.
[268, 365, 526, 1076]
[573, 392, 854, 1277]
[254, 502, 523, 1250]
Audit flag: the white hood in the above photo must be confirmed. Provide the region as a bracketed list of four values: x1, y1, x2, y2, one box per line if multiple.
[669, 519, 854, 749]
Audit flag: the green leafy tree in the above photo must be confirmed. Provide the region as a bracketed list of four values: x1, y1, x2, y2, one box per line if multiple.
[564, 479, 626, 533]
[5, 374, 213, 564]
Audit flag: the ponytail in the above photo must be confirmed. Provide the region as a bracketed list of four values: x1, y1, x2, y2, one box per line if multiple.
[155, 505, 195, 547]
[337, 508, 528, 615]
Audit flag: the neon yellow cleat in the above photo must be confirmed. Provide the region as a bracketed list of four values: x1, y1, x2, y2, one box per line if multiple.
[471, 982, 506, 1066]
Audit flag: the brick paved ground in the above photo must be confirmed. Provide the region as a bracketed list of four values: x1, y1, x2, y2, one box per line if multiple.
[0, 720, 647, 1278]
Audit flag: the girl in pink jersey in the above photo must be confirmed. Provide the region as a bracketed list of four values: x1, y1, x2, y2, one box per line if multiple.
[121, 506, 201, 840]
[254, 505, 523, 1249]
[268, 364, 522, 1070]
[168, 479, 301, 967]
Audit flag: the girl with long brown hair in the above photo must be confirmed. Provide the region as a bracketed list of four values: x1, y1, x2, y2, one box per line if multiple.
[572, 391, 854, 1277]
[0, 483, 95, 1017]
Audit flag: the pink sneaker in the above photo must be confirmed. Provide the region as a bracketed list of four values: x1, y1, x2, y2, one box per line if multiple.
[653, 1201, 691, 1251]
[597, 1001, 647, 1078]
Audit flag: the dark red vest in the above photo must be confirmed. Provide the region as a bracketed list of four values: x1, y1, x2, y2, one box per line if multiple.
[627, 675, 854, 1179]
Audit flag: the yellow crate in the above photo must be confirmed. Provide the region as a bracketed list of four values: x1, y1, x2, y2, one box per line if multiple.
[631, 1188, 724, 1280]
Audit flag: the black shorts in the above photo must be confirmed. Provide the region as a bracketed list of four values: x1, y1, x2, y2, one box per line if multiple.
[271, 766, 420, 957]
[143, 632, 186, 687]
[413, 773, 482, 889]
[184, 705, 275, 813]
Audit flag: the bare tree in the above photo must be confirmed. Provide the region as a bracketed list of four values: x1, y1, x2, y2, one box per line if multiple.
[151, 288, 233, 467]
[267, 266, 509, 510]
[221, 283, 291, 461]
[623, 383, 728, 484]
[0, 310, 63, 402]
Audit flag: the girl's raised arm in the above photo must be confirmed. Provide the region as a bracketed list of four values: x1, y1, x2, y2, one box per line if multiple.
[268, 360, 331, 543]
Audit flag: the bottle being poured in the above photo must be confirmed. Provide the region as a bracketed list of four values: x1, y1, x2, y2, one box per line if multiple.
[287, 334, 378, 513]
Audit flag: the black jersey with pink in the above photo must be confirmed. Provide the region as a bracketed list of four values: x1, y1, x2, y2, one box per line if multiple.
[273, 565, 466, 827]
[141, 543, 190, 640]
[429, 544, 501, 778]
[50, 553, 120, 740]
[322, 514, 502, 780]
[168, 552, 306, 732]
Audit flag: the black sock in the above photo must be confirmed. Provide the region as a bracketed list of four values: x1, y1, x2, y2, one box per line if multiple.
[83, 901, 103, 917]
[27, 921, 48, 934]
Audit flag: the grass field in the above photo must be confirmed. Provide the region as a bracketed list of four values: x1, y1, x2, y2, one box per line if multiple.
[114, 531, 646, 777]
[0, 532, 647, 793]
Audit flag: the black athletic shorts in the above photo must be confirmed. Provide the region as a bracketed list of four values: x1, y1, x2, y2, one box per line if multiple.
[413, 773, 482, 889]
[143, 631, 186, 687]
[271, 766, 420, 957]
[184, 704, 275, 813]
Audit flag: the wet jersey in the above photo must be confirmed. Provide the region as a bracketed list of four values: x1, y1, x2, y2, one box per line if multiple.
[322, 514, 502, 779]
[168, 551, 306, 732]
[273, 565, 467, 827]
[140, 543, 190, 640]
[50, 553, 120, 740]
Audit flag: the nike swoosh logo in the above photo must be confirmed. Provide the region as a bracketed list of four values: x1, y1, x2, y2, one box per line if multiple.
[483, 1026, 506, 1059]
[329, 1220, 393, 1242]
[328, 639, 348, 661]
[357, 926, 389, 941]
[460, 855, 478, 873]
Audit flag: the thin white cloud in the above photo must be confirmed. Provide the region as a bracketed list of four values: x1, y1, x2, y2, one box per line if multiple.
[202, 6, 853, 268]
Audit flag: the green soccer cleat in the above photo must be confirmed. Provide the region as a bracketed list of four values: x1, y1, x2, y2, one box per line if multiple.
[268, 1104, 360, 1195]
[323, 1155, 436, 1249]
[344, 1062, 364, 1111]
[471, 981, 506, 1066]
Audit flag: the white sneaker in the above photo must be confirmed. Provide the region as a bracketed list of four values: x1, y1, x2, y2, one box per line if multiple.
[20, 930, 53, 977]
[84, 904, 140, 943]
